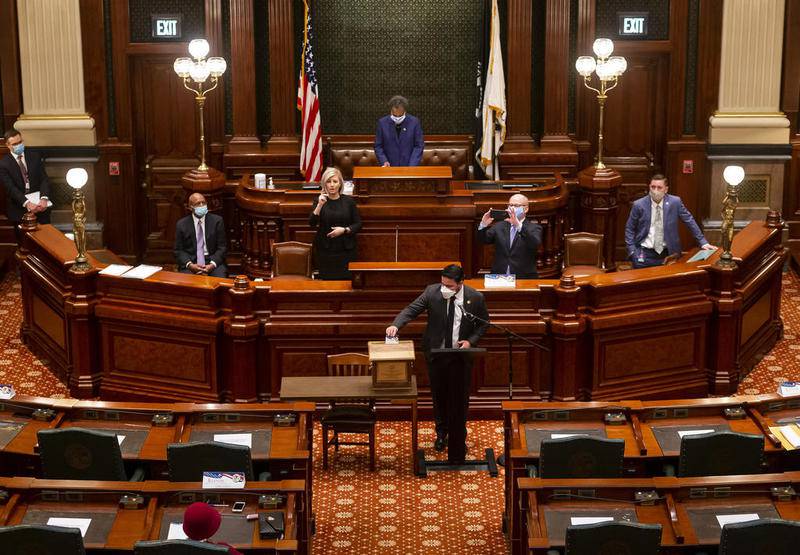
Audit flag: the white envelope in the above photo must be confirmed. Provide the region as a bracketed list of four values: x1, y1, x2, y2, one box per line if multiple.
[213, 433, 253, 448]
[570, 516, 614, 526]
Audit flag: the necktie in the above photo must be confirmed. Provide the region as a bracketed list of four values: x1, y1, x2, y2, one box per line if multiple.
[654, 204, 664, 254]
[510, 224, 517, 247]
[196, 220, 206, 266]
[17, 156, 29, 192]
[444, 298, 455, 349]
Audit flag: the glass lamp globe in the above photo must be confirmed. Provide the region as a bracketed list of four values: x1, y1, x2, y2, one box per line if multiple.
[592, 38, 614, 59]
[66, 168, 88, 190]
[189, 61, 211, 83]
[173, 57, 192, 78]
[575, 56, 596, 77]
[207, 57, 227, 77]
[595, 61, 615, 81]
[188, 39, 210, 60]
[608, 56, 627, 76]
[723, 165, 745, 186]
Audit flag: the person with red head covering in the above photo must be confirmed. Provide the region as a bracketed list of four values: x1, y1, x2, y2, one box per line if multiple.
[182, 502, 243, 555]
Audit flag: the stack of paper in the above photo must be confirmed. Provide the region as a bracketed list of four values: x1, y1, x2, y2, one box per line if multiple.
[25, 191, 53, 208]
[120, 265, 162, 280]
[99, 264, 133, 276]
[484, 274, 516, 288]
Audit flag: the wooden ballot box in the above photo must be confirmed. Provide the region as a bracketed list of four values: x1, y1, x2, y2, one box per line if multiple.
[368, 340, 415, 389]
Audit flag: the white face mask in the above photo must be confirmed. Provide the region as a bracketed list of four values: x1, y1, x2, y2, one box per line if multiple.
[390, 114, 406, 124]
[649, 189, 665, 203]
[440, 285, 456, 299]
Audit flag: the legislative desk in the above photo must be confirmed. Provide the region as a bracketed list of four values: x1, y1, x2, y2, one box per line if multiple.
[0, 477, 308, 553]
[17, 218, 785, 413]
[516, 472, 800, 554]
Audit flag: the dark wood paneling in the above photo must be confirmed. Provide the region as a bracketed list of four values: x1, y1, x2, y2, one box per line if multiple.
[506, 0, 533, 140]
[542, 0, 571, 141]
[228, 0, 259, 146]
[0, 0, 21, 131]
[267, 0, 296, 139]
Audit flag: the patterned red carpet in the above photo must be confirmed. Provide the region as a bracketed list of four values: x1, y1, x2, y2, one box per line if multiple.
[0, 268, 798, 553]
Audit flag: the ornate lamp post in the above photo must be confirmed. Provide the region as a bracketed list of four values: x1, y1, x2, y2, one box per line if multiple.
[66, 167, 91, 273]
[717, 165, 745, 268]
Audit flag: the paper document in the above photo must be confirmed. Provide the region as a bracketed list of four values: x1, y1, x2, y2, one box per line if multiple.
[99, 264, 133, 276]
[570, 516, 614, 526]
[25, 191, 53, 208]
[551, 433, 587, 440]
[117, 435, 125, 446]
[677, 429, 715, 438]
[716, 514, 759, 527]
[687, 248, 717, 263]
[47, 517, 91, 537]
[167, 522, 188, 540]
[780, 426, 800, 448]
[120, 264, 162, 280]
[484, 274, 516, 288]
[213, 433, 253, 448]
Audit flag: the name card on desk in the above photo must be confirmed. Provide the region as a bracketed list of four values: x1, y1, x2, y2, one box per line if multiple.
[202, 471, 246, 489]
[47, 517, 91, 537]
[570, 516, 613, 526]
[214, 433, 253, 448]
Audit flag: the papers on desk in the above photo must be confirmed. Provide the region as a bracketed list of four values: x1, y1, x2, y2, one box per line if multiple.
[716, 513, 759, 527]
[484, 274, 516, 288]
[120, 265, 162, 280]
[99, 264, 133, 276]
[25, 191, 53, 208]
[778, 381, 800, 397]
[202, 471, 246, 489]
[570, 516, 614, 526]
[677, 429, 715, 438]
[769, 423, 800, 450]
[117, 435, 126, 446]
[687, 247, 717, 262]
[47, 517, 91, 537]
[214, 433, 253, 448]
[0, 384, 15, 400]
[168, 522, 189, 540]
[550, 433, 587, 439]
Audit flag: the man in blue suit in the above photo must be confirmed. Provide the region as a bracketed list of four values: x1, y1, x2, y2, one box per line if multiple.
[374, 95, 424, 167]
[625, 174, 715, 268]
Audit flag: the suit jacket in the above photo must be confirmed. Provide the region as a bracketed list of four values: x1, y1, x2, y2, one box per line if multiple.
[174, 212, 227, 268]
[374, 114, 424, 167]
[624, 193, 707, 259]
[392, 283, 489, 353]
[0, 150, 51, 223]
[477, 219, 543, 278]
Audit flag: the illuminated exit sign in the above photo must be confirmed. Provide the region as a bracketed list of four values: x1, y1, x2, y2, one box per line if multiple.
[618, 12, 648, 37]
[151, 14, 182, 39]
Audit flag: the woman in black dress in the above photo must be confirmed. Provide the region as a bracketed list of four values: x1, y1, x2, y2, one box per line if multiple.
[309, 167, 362, 279]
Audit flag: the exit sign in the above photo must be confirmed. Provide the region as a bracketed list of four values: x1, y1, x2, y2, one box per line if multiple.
[151, 14, 182, 40]
[618, 12, 648, 38]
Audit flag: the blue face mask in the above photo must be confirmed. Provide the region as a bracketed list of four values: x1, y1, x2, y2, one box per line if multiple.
[511, 206, 525, 218]
[11, 143, 24, 156]
[193, 205, 208, 218]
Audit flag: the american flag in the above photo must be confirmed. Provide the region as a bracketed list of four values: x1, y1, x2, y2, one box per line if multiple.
[297, 0, 323, 182]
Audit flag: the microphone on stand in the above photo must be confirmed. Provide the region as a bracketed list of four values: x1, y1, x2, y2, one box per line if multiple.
[454, 300, 475, 322]
[394, 225, 399, 262]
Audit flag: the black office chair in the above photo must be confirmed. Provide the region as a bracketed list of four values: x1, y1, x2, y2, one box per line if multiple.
[536, 437, 625, 478]
[719, 518, 800, 555]
[168, 442, 268, 482]
[0, 524, 86, 555]
[677, 431, 763, 477]
[134, 540, 229, 554]
[565, 521, 662, 555]
[37, 428, 144, 481]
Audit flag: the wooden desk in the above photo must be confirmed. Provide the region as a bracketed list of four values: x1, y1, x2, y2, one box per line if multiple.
[349, 261, 459, 289]
[280, 375, 419, 474]
[352, 165, 452, 196]
[0, 478, 308, 553]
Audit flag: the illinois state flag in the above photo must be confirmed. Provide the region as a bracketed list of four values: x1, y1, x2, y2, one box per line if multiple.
[476, 0, 506, 181]
[297, 0, 323, 182]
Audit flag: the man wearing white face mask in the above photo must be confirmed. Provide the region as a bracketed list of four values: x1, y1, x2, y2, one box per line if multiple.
[374, 95, 424, 167]
[386, 264, 489, 464]
[625, 174, 715, 269]
[478, 193, 543, 278]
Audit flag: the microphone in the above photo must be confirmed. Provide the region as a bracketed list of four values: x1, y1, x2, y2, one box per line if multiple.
[454, 300, 474, 321]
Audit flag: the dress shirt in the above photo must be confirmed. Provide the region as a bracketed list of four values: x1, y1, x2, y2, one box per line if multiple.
[641, 199, 663, 249]
[440, 286, 465, 349]
[187, 214, 217, 268]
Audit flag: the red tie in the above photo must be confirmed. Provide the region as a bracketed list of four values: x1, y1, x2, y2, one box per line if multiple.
[17, 156, 29, 191]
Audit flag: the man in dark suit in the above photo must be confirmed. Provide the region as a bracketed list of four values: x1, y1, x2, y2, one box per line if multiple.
[174, 192, 227, 277]
[477, 193, 543, 278]
[386, 264, 489, 464]
[0, 129, 51, 243]
[374, 95, 424, 167]
[625, 174, 715, 268]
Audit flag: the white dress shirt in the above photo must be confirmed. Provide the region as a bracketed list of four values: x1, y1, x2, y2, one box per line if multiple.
[641, 198, 663, 249]
[441, 286, 465, 349]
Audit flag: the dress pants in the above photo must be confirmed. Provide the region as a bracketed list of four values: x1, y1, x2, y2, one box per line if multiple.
[179, 263, 227, 278]
[427, 351, 472, 463]
[631, 246, 669, 269]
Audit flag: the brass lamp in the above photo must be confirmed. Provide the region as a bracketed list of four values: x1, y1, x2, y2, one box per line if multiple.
[66, 167, 91, 273]
[174, 39, 226, 171]
[717, 165, 745, 268]
[575, 39, 627, 169]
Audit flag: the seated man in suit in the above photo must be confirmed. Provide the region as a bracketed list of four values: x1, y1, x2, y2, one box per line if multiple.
[0, 129, 51, 243]
[477, 193, 543, 278]
[374, 95, 424, 167]
[174, 193, 227, 277]
[386, 264, 489, 464]
[625, 174, 715, 269]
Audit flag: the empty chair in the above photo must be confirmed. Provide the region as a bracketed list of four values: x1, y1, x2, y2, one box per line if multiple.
[719, 518, 800, 555]
[167, 442, 257, 482]
[0, 524, 85, 555]
[537, 436, 624, 478]
[271, 241, 313, 278]
[565, 521, 662, 555]
[37, 428, 143, 481]
[678, 431, 763, 477]
[322, 353, 377, 471]
[134, 540, 228, 554]
[562, 232, 605, 278]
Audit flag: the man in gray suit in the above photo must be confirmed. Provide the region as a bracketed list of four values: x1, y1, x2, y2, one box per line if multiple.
[386, 264, 489, 464]
[625, 174, 715, 268]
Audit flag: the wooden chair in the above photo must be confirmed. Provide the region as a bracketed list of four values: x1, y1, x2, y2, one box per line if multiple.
[562, 232, 606, 277]
[271, 241, 313, 279]
[322, 353, 377, 471]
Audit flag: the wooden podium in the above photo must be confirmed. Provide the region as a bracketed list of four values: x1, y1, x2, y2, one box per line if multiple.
[367, 340, 415, 389]
[352, 166, 452, 196]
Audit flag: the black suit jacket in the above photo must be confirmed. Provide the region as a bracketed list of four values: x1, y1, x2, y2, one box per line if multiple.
[477, 219, 543, 278]
[174, 213, 227, 268]
[0, 150, 51, 223]
[391, 284, 490, 353]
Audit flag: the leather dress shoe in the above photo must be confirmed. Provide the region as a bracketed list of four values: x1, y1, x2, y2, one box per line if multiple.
[434, 435, 447, 452]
